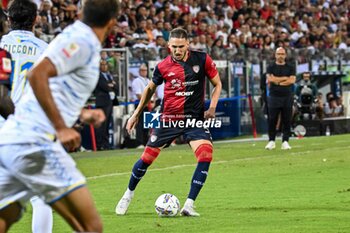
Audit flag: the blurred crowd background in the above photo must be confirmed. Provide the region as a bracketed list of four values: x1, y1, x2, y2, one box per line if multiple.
[0, 0, 349, 63]
[1, 0, 349, 147]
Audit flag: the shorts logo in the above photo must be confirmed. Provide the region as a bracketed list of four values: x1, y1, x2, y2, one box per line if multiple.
[193, 65, 200, 73]
[144, 111, 162, 128]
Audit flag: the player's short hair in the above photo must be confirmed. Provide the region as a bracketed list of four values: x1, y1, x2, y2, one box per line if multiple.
[7, 0, 37, 31]
[169, 28, 188, 40]
[82, 0, 119, 27]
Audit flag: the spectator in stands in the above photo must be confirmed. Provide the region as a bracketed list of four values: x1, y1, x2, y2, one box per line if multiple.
[132, 33, 148, 49]
[263, 35, 275, 50]
[50, 6, 60, 30]
[152, 20, 163, 39]
[290, 25, 304, 44]
[154, 0, 164, 9]
[148, 35, 166, 59]
[315, 92, 324, 120]
[135, 19, 148, 41]
[0, 0, 346, 55]
[153, 8, 165, 23]
[136, 4, 148, 22]
[125, 7, 137, 31]
[259, 2, 273, 20]
[336, 96, 344, 116]
[211, 38, 225, 60]
[189, 34, 200, 50]
[324, 96, 343, 118]
[107, 51, 122, 77]
[197, 34, 209, 52]
[62, 4, 77, 25]
[162, 21, 172, 41]
[39, 15, 52, 35]
[39, 0, 52, 19]
[94, 59, 118, 151]
[227, 33, 240, 49]
[131, 63, 150, 147]
[145, 18, 155, 43]
[216, 24, 230, 44]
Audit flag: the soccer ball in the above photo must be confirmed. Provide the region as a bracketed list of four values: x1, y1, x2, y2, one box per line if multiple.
[155, 193, 180, 217]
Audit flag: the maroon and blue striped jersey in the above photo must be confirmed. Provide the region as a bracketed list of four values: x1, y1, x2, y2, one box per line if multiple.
[152, 50, 218, 120]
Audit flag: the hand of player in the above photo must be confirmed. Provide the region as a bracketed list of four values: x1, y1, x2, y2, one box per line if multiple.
[204, 107, 216, 119]
[80, 109, 106, 128]
[126, 115, 138, 135]
[56, 127, 81, 151]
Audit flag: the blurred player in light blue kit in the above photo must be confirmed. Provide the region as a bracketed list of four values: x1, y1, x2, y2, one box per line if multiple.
[0, 1, 51, 232]
[0, 0, 119, 232]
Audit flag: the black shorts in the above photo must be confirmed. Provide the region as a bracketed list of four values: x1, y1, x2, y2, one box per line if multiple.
[147, 126, 212, 148]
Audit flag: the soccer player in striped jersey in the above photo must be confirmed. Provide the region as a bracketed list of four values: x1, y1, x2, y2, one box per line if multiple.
[0, 1, 51, 232]
[115, 28, 222, 217]
[0, 0, 119, 232]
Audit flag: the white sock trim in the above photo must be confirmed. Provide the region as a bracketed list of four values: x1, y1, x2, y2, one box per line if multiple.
[125, 188, 134, 197]
[184, 198, 194, 207]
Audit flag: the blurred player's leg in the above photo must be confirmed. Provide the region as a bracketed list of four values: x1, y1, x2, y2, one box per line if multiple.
[181, 140, 213, 217]
[115, 146, 161, 215]
[51, 187, 102, 233]
[0, 202, 22, 233]
[31, 196, 53, 233]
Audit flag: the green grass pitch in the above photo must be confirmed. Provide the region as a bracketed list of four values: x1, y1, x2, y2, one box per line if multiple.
[9, 134, 350, 233]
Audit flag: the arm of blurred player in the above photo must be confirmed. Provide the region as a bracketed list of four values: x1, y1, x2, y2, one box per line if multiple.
[28, 58, 81, 151]
[0, 96, 14, 119]
[80, 108, 106, 128]
[126, 81, 157, 134]
[204, 74, 222, 119]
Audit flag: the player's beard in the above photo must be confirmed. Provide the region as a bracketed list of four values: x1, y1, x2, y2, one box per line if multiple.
[173, 51, 186, 61]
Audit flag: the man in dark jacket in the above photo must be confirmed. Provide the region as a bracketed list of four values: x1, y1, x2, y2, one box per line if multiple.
[94, 59, 118, 150]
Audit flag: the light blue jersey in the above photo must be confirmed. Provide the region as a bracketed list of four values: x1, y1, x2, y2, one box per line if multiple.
[0, 30, 48, 105]
[0, 21, 101, 144]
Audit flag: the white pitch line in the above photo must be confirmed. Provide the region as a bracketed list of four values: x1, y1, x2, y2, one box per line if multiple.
[86, 156, 274, 180]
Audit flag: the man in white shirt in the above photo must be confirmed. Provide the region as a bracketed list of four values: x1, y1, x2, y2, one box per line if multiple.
[132, 63, 150, 146]
[0, 0, 119, 232]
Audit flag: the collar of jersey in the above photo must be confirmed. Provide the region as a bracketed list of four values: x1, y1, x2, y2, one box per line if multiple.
[74, 20, 101, 47]
[9, 30, 35, 36]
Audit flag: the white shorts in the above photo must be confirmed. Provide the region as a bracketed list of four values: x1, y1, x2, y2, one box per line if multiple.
[0, 141, 86, 210]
